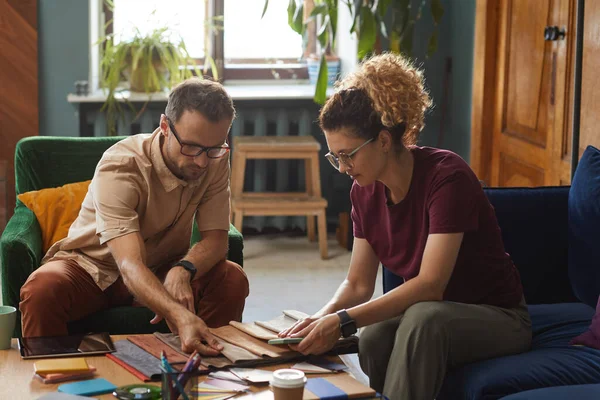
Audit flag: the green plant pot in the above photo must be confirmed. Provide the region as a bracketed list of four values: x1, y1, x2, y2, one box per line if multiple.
[126, 62, 169, 93]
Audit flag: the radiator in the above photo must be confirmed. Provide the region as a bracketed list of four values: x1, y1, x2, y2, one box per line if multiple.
[87, 101, 342, 233]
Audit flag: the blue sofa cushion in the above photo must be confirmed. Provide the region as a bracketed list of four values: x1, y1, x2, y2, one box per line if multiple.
[571, 295, 600, 349]
[483, 187, 574, 305]
[499, 384, 600, 399]
[569, 146, 600, 308]
[438, 303, 600, 400]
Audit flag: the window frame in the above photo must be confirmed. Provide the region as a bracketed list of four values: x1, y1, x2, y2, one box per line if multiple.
[103, 0, 313, 82]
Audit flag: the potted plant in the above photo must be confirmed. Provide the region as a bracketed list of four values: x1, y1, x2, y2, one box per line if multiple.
[98, 26, 202, 135]
[350, 0, 444, 58]
[292, 0, 341, 85]
[268, 0, 340, 104]
[264, 0, 443, 104]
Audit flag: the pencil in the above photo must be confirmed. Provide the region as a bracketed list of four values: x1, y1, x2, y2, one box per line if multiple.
[161, 351, 190, 400]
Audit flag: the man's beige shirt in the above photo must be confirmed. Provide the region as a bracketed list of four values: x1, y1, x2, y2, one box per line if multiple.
[43, 129, 231, 290]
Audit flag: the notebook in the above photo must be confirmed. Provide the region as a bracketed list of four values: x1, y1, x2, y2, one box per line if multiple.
[34, 358, 90, 375]
[303, 375, 376, 399]
[106, 340, 163, 381]
[154, 310, 359, 370]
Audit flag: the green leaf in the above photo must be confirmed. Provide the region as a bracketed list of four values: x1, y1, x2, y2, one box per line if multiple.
[205, 54, 219, 81]
[375, 15, 388, 39]
[287, 0, 304, 35]
[344, 0, 353, 19]
[288, 0, 297, 32]
[310, 4, 328, 17]
[326, 0, 338, 38]
[261, 0, 269, 19]
[314, 54, 329, 105]
[377, 0, 392, 17]
[393, 0, 411, 36]
[389, 30, 401, 53]
[317, 16, 330, 50]
[431, 0, 444, 25]
[427, 29, 438, 58]
[400, 20, 414, 56]
[350, 0, 362, 33]
[104, 0, 114, 11]
[357, 6, 377, 59]
[293, 1, 304, 33]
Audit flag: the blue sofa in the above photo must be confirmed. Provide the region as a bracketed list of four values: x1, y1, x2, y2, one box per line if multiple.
[382, 182, 600, 399]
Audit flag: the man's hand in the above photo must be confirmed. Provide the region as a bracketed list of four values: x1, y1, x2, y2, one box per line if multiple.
[150, 266, 194, 327]
[164, 266, 195, 313]
[177, 314, 224, 356]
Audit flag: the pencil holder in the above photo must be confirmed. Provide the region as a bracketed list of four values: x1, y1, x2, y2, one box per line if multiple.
[160, 366, 202, 400]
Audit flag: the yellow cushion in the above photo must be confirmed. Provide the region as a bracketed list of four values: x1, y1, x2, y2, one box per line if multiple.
[18, 180, 92, 253]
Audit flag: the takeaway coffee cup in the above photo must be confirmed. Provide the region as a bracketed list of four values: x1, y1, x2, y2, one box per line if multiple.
[270, 369, 307, 400]
[0, 306, 17, 350]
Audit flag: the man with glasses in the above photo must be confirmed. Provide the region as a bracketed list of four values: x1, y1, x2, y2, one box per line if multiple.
[20, 78, 249, 356]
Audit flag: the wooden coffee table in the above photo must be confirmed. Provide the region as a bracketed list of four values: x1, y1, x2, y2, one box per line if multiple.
[0, 335, 366, 399]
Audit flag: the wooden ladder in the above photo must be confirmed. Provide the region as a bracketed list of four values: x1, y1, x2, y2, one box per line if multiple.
[230, 136, 328, 259]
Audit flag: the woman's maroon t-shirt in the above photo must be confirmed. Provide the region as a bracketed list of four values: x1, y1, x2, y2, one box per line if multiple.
[351, 146, 523, 308]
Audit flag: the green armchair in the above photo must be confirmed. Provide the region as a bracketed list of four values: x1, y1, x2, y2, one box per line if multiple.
[0, 136, 243, 337]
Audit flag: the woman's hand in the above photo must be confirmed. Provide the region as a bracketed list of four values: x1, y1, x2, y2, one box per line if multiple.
[289, 314, 341, 355]
[279, 316, 320, 338]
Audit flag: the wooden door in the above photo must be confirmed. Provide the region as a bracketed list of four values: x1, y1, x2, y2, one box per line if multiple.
[579, 1, 600, 156]
[0, 0, 38, 232]
[471, 0, 574, 187]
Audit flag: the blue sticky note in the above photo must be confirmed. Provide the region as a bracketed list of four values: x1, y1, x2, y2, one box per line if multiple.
[305, 378, 348, 400]
[58, 378, 117, 396]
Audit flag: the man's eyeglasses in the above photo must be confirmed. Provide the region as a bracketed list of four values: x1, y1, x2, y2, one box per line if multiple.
[166, 117, 230, 158]
[325, 138, 374, 171]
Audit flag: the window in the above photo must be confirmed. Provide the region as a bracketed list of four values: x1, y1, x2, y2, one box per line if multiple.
[224, 0, 303, 61]
[105, 0, 309, 81]
[111, 0, 207, 59]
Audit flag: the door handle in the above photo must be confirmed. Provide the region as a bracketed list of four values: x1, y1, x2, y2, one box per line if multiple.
[544, 26, 566, 41]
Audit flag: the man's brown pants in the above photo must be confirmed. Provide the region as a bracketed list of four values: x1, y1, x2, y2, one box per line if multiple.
[19, 259, 249, 337]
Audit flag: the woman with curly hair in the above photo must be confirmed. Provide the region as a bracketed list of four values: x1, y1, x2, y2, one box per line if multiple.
[280, 53, 532, 399]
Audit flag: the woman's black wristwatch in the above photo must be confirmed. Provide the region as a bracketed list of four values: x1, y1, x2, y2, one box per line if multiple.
[336, 309, 358, 338]
[173, 260, 197, 282]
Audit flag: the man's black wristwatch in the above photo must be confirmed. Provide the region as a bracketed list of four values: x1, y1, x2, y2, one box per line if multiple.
[336, 309, 358, 338]
[173, 260, 197, 282]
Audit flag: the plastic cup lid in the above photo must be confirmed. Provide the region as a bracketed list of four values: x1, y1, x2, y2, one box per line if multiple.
[270, 369, 307, 388]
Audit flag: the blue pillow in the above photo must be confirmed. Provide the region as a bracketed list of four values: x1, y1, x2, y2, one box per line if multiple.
[569, 146, 600, 308]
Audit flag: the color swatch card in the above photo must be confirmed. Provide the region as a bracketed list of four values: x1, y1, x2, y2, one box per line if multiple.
[308, 357, 348, 372]
[202, 378, 249, 392]
[208, 370, 248, 384]
[229, 368, 273, 383]
[291, 362, 336, 374]
[192, 381, 243, 399]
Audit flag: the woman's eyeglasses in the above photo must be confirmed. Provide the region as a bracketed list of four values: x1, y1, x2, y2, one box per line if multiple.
[167, 117, 230, 158]
[325, 138, 374, 171]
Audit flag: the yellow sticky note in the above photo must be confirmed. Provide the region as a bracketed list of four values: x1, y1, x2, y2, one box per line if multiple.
[34, 358, 90, 375]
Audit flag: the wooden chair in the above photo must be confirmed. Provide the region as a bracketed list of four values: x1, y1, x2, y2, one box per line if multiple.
[230, 136, 328, 259]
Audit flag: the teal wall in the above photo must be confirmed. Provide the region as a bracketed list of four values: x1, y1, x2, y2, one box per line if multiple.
[38, 0, 89, 137]
[410, 0, 476, 161]
[37, 0, 475, 159]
